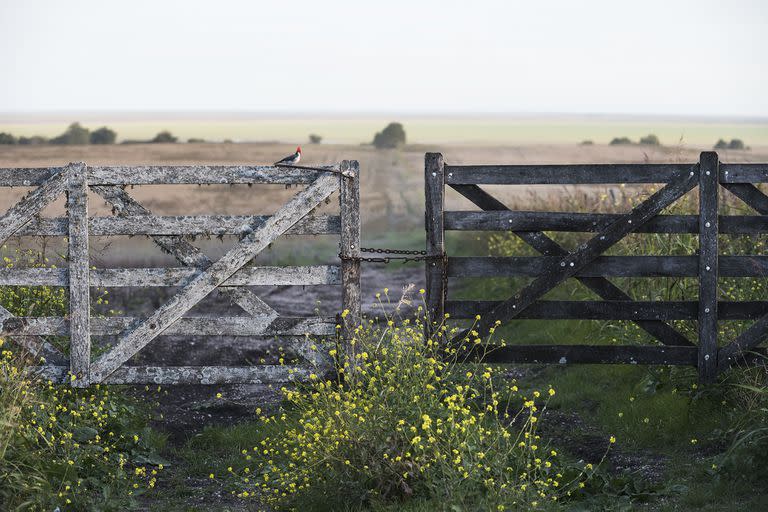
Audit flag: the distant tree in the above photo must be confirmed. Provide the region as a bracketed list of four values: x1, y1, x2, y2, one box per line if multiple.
[372, 122, 406, 149]
[223, 139, 233, 144]
[308, 134, 323, 144]
[714, 139, 729, 149]
[151, 131, 178, 143]
[18, 135, 48, 145]
[187, 138, 206, 143]
[50, 122, 90, 145]
[0, 132, 16, 144]
[609, 137, 633, 145]
[728, 138, 745, 150]
[89, 126, 117, 144]
[579, 140, 594, 145]
[639, 134, 660, 146]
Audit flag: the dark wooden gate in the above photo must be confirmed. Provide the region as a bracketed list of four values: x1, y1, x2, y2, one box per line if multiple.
[424, 152, 768, 382]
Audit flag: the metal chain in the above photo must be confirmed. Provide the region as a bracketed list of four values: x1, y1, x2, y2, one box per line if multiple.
[340, 247, 442, 264]
[275, 163, 355, 178]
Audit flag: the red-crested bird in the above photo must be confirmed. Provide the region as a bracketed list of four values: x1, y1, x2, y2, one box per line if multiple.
[274, 146, 301, 166]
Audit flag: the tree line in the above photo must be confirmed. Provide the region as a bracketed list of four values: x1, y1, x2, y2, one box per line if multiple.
[0, 123, 182, 145]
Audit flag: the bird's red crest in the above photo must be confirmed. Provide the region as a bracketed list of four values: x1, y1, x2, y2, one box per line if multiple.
[296, 146, 302, 153]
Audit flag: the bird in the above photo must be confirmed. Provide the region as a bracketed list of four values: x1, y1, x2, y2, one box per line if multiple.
[274, 146, 301, 166]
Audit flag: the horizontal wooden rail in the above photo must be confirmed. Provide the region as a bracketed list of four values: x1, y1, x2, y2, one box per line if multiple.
[29, 364, 314, 385]
[0, 265, 341, 287]
[13, 215, 340, 237]
[445, 211, 768, 234]
[445, 164, 694, 184]
[2, 316, 337, 336]
[463, 345, 698, 365]
[443, 164, 768, 185]
[0, 164, 340, 186]
[445, 300, 768, 320]
[720, 164, 768, 183]
[448, 256, 768, 278]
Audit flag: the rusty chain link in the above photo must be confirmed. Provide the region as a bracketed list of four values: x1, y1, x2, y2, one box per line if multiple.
[340, 247, 444, 264]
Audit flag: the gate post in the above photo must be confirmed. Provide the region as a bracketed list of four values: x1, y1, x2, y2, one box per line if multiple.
[340, 160, 361, 364]
[425, 153, 446, 338]
[66, 162, 91, 387]
[698, 152, 719, 383]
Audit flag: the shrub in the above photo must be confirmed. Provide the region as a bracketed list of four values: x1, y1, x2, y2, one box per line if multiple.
[639, 134, 660, 146]
[714, 139, 729, 149]
[18, 135, 48, 145]
[230, 291, 608, 509]
[187, 137, 206, 143]
[308, 134, 322, 144]
[151, 131, 178, 143]
[0, 132, 16, 144]
[728, 139, 745, 150]
[372, 122, 406, 149]
[89, 126, 117, 144]
[50, 122, 90, 145]
[580, 140, 594, 146]
[609, 137, 633, 145]
[0, 250, 165, 509]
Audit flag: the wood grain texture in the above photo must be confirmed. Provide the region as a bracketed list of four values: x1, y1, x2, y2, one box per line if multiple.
[425, 153, 446, 330]
[698, 153, 719, 383]
[448, 183, 692, 347]
[447, 256, 767, 278]
[66, 163, 91, 387]
[444, 211, 768, 234]
[445, 163, 693, 185]
[11, 215, 340, 237]
[89, 173, 339, 382]
[2, 316, 337, 336]
[0, 265, 341, 287]
[445, 300, 768, 320]
[340, 161, 361, 361]
[720, 164, 768, 183]
[0, 167, 68, 245]
[29, 364, 315, 385]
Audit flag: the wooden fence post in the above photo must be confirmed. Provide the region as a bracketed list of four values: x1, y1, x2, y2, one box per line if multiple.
[340, 160, 361, 365]
[67, 162, 91, 387]
[698, 152, 719, 383]
[425, 153, 446, 337]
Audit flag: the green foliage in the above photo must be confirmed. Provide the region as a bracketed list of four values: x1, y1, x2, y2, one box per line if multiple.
[714, 139, 729, 149]
[50, 122, 90, 145]
[228, 296, 608, 509]
[728, 138, 745, 150]
[580, 140, 594, 145]
[372, 122, 406, 149]
[18, 135, 48, 145]
[151, 131, 178, 143]
[0, 250, 165, 510]
[187, 137, 206, 143]
[308, 134, 322, 144]
[609, 137, 633, 145]
[89, 126, 117, 144]
[639, 134, 660, 145]
[0, 132, 16, 144]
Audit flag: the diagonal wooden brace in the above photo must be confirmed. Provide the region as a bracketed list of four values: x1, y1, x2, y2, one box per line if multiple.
[89, 173, 340, 382]
[91, 185, 279, 320]
[450, 184, 693, 347]
[454, 168, 698, 341]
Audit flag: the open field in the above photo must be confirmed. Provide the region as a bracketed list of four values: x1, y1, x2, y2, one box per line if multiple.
[1, 114, 767, 145]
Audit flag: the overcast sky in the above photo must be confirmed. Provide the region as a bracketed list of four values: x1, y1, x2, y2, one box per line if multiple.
[1, 0, 766, 117]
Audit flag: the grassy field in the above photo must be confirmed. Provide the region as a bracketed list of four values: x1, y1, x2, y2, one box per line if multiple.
[1, 115, 767, 146]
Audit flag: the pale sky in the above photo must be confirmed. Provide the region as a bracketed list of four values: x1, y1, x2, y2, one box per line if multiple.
[1, 0, 766, 117]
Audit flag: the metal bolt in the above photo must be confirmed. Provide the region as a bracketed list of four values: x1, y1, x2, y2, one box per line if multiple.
[706, 170, 711, 176]
[351, 244, 355, 248]
[690, 171, 695, 176]
[448, 173, 453, 178]
[628, 220, 632, 224]
[706, 265, 711, 271]
[508, 219, 512, 223]
[705, 222, 711, 228]
[560, 262, 566, 267]
[432, 172, 436, 177]
[569, 262, 574, 267]
[704, 308, 710, 313]
[705, 354, 710, 361]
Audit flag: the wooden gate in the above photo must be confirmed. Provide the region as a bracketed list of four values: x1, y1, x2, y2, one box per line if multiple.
[424, 152, 768, 382]
[0, 161, 360, 386]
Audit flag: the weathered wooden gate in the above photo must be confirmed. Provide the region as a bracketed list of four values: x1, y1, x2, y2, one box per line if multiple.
[425, 152, 768, 382]
[0, 161, 360, 386]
